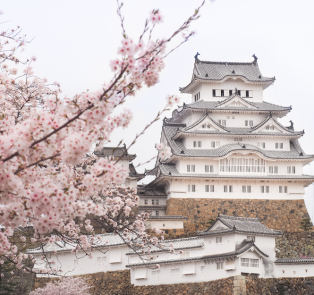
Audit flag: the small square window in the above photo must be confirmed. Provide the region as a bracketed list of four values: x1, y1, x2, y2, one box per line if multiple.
[216, 237, 222, 243]
[216, 262, 223, 269]
[211, 142, 216, 148]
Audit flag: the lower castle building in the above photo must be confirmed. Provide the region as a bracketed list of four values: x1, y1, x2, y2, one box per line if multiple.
[28, 215, 314, 285]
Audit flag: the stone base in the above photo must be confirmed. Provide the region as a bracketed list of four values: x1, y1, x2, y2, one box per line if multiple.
[166, 198, 310, 234]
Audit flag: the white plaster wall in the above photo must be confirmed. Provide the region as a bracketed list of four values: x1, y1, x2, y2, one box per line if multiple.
[130, 260, 238, 286]
[203, 234, 235, 255]
[167, 179, 305, 200]
[274, 264, 314, 278]
[145, 219, 184, 229]
[139, 199, 167, 206]
[34, 246, 128, 277]
[192, 80, 264, 103]
[176, 158, 303, 175]
[183, 135, 291, 151]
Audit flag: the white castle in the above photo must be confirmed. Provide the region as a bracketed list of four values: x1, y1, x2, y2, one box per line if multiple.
[28, 56, 314, 286]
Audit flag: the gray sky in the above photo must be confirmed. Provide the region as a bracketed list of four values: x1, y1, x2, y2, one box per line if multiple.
[2, 0, 314, 219]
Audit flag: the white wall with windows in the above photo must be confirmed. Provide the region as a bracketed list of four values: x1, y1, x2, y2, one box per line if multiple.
[167, 179, 305, 200]
[34, 246, 128, 277]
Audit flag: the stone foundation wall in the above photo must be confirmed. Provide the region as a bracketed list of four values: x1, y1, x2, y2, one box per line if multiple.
[34, 270, 234, 295]
[166, 198, 310, 234]
[246, 276, 314, 295]
[276, 232, 314, 258]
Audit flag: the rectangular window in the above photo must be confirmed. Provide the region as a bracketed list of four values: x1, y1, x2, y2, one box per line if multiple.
[260, 186, 265, 193]
[237, 90, 241, 96]
[216, 141, 220, 147]
[222, 120, 226, 126]
[198, 141, 202, 148]
[205, 165, 209, 172]
[224, 185, 228, 193]
[275, 143, 279, 149]
[188, 185, 190, 192]
[242, 186, 246, 193]
[221, 90, 224, 97]
[241, 258, 249, 267]
[261, 143, 265, 148]
[247, 186, 251, 193]
[144, 199, 148, 205]
[193, 141, 197, 148]
[192, 185, 196, 192]
[250, 259, 259, 268]
[97, 257, 101, 263]
[284, 186, 288, 193]
[211, 142, 216, 148]
[279, 186, 283, 193]
[269, 166, 273, 174]
[249, 120, 253, 127]
[274, 166, 278, 174]
[245, 120, 248, 126]
[156, 199, 159, 205]
[287, 167, 291, 174]
[229, 89, 233, 96]
[234, 138, 243, 142]
[218, 119, 221, 125]
[280, 143, 283, 149]
[202, 124, 206, 129]
[205, 185, 209, 192]
[216, 237, 222, 243]
[171, 268, 180, 274]
[216, 262, 223, 270]
[266, 186, 269, 193]
[152, 200, 155, 205]
[210, 165, 214, 173]
[246, 90, 249, 98]
[201, 266, 205, 272]
[155, 211, 159, 216]
[102, 257, 107, 263]
[152, 270, 160, 276]
[292, 166, 296, 174]
[229, 185, 233, 193]
[191, 165, 195, 172]
[187, 165, 190, 172]
[210, 185, 214, 192]
[212, 89, 216, 97]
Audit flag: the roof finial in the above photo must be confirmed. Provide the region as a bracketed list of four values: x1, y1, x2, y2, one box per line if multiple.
[252, 54, 258, 65]
[269, 111, 272, 118]
[194, 52, 200, 62]
[289, 120, 294, 130]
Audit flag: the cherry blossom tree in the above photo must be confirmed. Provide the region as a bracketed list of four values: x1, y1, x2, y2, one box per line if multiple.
[29, 277, 90, 295]
[0, 0, 207, 274]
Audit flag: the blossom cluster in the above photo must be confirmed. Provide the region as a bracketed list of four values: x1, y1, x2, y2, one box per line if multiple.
[0, 0, 204, 274]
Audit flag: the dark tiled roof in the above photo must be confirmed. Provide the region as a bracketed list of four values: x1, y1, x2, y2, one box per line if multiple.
[180, 60, 275, 93]
[138, 205, 167, 210]
[183, 99, 291, 113]
[172, 113, 303, 139]
[126, 241, 268, 268]
[199, 215, 282, 237]
[94, 146, 136, 161]
[275, 258, 314, 264]
[137, 187, 167, 198]
[163, 124, 312, 160]
[203, 241, 269, 261]
[148, 163, 314, 182]
[129, 163, 145, 179]
[127, 237, 204, 255]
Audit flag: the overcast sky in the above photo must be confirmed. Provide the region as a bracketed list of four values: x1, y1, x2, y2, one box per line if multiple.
[2, 0, 314, 219]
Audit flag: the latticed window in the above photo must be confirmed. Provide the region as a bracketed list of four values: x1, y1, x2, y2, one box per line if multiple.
[250, 259, 259, 268]
[220, 158, 265, 173]
[241, 258, 249, 267]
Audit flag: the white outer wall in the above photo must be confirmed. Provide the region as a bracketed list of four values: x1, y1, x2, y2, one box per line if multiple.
[274, 264, 314, 278]
[145, 219, 184, 229]
[34, 245, 128, 277]
[167, 179, 305, 200]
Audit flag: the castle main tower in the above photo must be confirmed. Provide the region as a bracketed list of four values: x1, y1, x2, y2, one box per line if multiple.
[140, 56, 314, 235]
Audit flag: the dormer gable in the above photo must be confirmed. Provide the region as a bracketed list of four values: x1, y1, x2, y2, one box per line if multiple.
[184, 114, 228, 133]
[216, 94, 257, 109]
[208, 220, 229, 231]
[252, 116, 292, 134]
